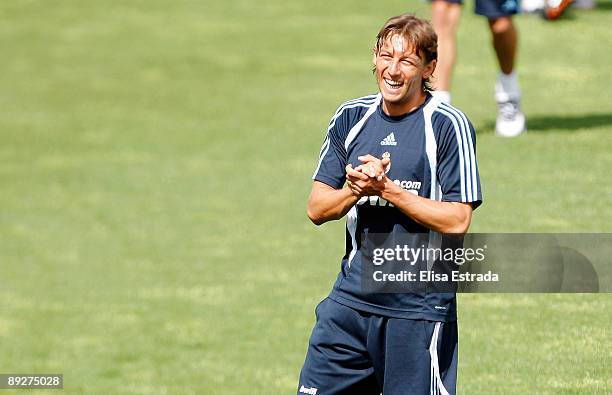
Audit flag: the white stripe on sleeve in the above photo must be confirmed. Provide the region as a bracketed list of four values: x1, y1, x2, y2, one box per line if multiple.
[434, 108, 467, 202]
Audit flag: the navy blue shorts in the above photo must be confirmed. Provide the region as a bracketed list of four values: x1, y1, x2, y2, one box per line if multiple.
[434, 0, 520, 18]
[297, 298, 458, 395]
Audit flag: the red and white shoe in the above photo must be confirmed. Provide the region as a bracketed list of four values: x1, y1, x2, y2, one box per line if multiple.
[544, 0, 574, 20]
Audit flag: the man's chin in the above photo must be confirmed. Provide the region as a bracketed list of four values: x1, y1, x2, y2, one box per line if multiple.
[380, 91, 405, 103]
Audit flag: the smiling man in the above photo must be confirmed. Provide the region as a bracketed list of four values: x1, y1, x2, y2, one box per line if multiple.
[296, 14, 482, 395]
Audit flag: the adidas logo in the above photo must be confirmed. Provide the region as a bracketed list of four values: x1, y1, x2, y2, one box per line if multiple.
[381, 132, 397, 146]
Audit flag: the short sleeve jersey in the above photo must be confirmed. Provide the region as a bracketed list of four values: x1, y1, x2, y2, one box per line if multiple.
[312, 93, 482, 322]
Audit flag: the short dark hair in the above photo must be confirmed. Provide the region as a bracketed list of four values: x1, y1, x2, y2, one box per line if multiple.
[374, 14, 438, 91]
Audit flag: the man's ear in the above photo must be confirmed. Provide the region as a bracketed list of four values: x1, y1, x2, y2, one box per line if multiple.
[423, 59, 437, 80]
[372, 49, 377, 66]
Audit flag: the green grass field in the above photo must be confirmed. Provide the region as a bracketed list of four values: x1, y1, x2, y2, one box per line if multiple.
[1, 1, 611, 394]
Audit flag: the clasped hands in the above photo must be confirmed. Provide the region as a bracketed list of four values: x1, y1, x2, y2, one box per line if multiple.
[346, 154, 391, 197]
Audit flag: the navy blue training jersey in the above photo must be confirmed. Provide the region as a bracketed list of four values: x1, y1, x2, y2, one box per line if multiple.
[312, 93, 482, 322]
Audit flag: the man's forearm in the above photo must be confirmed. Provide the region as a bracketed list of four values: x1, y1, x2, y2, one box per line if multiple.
[307, 184, 359, 225]
[380, 179, 472, 234]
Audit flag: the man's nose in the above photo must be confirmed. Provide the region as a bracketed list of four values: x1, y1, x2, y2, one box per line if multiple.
[388, 59, 401, 77]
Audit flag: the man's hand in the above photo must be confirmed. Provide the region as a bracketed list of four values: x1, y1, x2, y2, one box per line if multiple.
[355, 154, 390, 181]
[345, 154, 391, 197]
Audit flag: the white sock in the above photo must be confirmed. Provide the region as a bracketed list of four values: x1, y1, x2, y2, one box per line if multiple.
[496, 72, 520, 102]
[498, 72, 520, 95]
[432, 90, 451, 104]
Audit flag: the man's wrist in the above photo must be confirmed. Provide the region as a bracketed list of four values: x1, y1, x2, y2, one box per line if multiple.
[344, 183, 363, 201]
[380, 178, 419, 206]
[379, 178, 399, 199]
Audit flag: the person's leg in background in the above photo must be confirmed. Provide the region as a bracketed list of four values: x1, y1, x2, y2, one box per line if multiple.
[432, 0, 525, 136]
[430, 0, 462, 104]
[487, 14, 525, 136]
[488, 16, 516, 76]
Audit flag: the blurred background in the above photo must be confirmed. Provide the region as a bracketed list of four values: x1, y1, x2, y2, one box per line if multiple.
[0, 1, 610, 394]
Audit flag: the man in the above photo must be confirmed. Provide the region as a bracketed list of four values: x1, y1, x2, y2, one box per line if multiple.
[297, 14, 482, 395]
[431, 0, 525, 136]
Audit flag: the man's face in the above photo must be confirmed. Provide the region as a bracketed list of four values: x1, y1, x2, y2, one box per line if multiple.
[373, 34, 435, 109]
